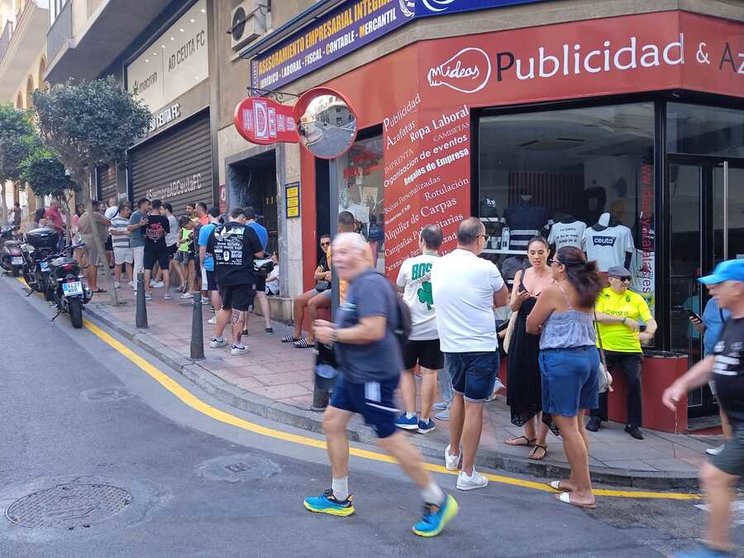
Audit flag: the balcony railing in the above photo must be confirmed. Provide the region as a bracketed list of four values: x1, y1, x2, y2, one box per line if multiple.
[46, 0, 71, 62]
[0, 21, 13, 64]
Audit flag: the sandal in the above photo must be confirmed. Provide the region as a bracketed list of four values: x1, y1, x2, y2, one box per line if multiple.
[293, 338, 312, 348]
[93, 287, 107, 293]
[529, 444, 548, 460]
[548, 480, 573, 492]
[281, 334, 300, 343]
[505, 436, 536, 447]
[556, 492, 596, 509]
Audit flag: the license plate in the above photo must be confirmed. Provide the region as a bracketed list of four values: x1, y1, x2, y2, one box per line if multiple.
[11, 257, 23, 265]
[62, 281, 83, 296]
[40, 262, 49, 271]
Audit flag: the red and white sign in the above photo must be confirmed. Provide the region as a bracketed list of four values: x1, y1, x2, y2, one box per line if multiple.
[233, 97, 299, 145]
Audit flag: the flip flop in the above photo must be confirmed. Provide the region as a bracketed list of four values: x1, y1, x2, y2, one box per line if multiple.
[93, 287, 107, 293]
[293, 338, 312, 349]
[529, 444, 548, 461]
[505, 436, 536, 447]
[281, 334, 300, 343]
[548, 480, 572, 492]
[557, 492, 596, 509]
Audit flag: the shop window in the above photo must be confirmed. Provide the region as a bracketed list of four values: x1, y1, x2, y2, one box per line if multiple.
[338, 134, 384, 271]
[478, 103, 655, 312]
[667, 103, 744, 158]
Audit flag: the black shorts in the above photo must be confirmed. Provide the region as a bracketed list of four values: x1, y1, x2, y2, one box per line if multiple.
[404, 339, 444, 370]
[144, 249, 170, 271]
[218, 283, 255, 311]
[254, 274, 266, 292]
[105, 236, 113, 251]
[167, 244, 178, 258]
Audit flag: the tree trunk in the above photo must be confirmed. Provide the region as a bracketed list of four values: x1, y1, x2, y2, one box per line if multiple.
[0, 182, 7, 225]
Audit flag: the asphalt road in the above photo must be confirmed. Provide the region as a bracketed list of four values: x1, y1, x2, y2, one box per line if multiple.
[0, 276, 740, 557]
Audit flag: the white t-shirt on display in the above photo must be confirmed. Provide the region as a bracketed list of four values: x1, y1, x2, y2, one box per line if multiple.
[104, 206, 119, 219]
[582, 225, 635, 271]
[548, 220, 587, 250]
[397, 253, 440, 341]
[431, 249, 505, 353]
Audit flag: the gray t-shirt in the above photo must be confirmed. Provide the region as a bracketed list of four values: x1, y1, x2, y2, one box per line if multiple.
[129, 210, 146, 248]
[334, 270, 402, 383]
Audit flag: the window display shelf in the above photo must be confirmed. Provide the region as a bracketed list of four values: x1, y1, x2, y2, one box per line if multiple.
[481, 249, 526, 255]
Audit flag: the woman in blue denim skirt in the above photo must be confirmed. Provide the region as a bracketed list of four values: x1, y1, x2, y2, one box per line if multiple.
[526, 246, 603, 509]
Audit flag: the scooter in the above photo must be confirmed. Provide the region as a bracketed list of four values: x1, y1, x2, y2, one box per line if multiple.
[22, 227, 61, 301]
[0, 225, 24, 276]
[48, 244, 91, 329]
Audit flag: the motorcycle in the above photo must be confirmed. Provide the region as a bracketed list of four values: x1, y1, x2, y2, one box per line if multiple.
[0, 225, 24, 276]
[48, 244, 91, 329]
[22, 227, 61, 301]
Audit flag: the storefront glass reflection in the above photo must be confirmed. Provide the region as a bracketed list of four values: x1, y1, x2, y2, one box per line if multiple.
[667, 103, 744, 158]
[338, 135, 385, 271]
[477, 103, 655, 312]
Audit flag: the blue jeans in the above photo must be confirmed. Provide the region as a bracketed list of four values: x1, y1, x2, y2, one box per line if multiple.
[539, 347, 600, 417]
[445, 351, 499, 403]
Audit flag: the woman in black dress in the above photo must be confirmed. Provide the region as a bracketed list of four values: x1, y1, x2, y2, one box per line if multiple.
[505, 236, 555, 460]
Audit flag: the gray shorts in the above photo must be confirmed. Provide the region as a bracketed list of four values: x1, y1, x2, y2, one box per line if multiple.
[711, 422, 744, 477]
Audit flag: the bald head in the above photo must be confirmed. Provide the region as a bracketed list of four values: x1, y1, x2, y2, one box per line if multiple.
[457, 217, 486, 254]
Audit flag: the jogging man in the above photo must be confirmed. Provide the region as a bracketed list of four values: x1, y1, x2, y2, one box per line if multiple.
[207, 207, 263, 356]
[305, 232, 457, 537]
[431, 217, 508, 490]
[395, 225, 444, 435]
[663, 260, 744, 558]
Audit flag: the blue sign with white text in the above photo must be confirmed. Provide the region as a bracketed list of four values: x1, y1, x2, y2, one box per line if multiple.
[411, 0, 547, 17]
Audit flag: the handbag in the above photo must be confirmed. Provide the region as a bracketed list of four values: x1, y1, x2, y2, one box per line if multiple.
[315, 280, 330, 292]
[593, 310, 614, 393]
[501, 310, 518, 354]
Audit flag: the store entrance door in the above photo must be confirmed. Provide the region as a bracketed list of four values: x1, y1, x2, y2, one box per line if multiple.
[668, 157, 744, 416]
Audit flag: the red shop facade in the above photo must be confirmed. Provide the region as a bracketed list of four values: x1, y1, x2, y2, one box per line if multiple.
[249, 6, 744, 424]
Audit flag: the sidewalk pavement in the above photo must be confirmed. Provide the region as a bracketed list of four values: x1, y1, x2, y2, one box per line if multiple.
[84, 281, 717, 490]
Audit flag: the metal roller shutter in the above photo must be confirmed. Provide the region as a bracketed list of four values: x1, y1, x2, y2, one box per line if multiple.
[129, 111, 213, 212]
[96, 163, 118, 203]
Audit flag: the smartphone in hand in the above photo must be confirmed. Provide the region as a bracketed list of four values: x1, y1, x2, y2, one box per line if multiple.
[686, 309, 702, 323]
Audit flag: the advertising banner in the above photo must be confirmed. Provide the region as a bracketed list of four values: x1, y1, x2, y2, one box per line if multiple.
[414, 0, 548, 17]
[234, 97, 299, 145]
[251, 0, 413, 91]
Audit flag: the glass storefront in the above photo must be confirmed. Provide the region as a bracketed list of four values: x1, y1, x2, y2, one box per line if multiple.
[338, 135, 385, 271]
[477, 103, 656, 311]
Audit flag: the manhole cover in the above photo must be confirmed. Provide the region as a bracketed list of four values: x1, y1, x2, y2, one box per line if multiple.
[5, 483, 132, 528]
[197, 453, 281, 483]
[80, 387, 131, 402]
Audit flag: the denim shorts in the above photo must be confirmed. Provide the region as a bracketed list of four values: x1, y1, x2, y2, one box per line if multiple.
[445, 351, 499, 403]
[330, 375, 400, 438]
[539, 347, 600, 417]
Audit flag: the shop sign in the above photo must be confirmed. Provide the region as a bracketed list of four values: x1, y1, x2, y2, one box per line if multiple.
[322, 11, 744, 277]
[285, 182, 300, 218]
[414, 0, 548, 17]
[149, 103, 181, 132]
[234, 97, 299, 145]
[251, 0, 413, 91]
[126, 0, 208, 113]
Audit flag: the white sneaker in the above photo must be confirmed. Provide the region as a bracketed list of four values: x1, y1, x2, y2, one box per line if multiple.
[445, 444, 461, 471]
[230, 345, 247, 356]
[150, 280, 164, 288]
[127, 281, 135, 288]
[456, 468, 489, 491]
[207, 316, 217, 325]
[209, 337, 227, 348]
[181, 292, 194, 299]
[706, 443, 726, 456]
[114, 281, 121, 289]
[163, 293, 172, 300]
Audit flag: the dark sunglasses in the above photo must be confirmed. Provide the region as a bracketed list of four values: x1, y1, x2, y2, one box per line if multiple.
[320, 241, 330, 246]
[548, 258, 562, 266]
[611, 276, 631, 282]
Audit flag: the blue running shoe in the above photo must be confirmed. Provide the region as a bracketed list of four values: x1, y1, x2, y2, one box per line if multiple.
[418, 419, 436, 434]
[412, 494, 458, 537]
[674, 545, 733, 557]
[303, 489, 355, 517]
[395, 414, 419, 430]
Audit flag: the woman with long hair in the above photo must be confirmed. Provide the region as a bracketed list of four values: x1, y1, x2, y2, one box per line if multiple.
[526, 246, 603, 509]
[505, 237, 555, 460]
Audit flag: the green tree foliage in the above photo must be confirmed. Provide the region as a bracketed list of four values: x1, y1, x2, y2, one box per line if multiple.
[31, 76, 150, 203]
[20, 147, 78, 199]
[0, 104, 35, 221]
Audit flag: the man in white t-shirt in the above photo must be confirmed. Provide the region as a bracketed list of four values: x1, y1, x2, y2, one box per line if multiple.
[395, 225, 444, 435]
[431, 217, 508, 491]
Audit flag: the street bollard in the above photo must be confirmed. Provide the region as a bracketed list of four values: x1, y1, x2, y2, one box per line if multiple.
[190, 291, 205, 360]
[135, 271, 148, 329]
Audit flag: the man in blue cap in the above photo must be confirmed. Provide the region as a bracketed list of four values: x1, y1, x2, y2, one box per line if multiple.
[663, 259, 744, 557]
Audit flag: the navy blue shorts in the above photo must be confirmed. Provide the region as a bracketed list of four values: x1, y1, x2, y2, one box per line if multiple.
[330, 375, 400, 438]
[539, 347, 600, 417]
[445, 351, 499, 403]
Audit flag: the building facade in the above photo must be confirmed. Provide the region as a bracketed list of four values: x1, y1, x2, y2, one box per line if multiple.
[0, 0, 50, 223]
[238, 0, 744, 418]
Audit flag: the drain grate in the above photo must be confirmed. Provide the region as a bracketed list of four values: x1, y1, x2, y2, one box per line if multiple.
[5, 483, 132, 529]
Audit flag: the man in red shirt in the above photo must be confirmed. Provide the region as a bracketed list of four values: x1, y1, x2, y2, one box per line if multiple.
[44, 200, 65, 233]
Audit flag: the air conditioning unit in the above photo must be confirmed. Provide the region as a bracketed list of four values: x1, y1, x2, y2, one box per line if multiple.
[229, 0, 270, 51]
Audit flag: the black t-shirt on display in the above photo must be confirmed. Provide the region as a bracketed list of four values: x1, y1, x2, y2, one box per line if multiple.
[144, 214, 170, 253]
[208, 221, 263, 286]
[713, 317, 744, 424]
